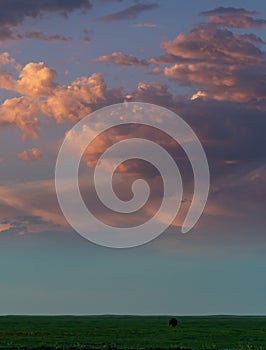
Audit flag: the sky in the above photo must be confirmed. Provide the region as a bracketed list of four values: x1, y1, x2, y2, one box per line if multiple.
[0, 0, 266, 315]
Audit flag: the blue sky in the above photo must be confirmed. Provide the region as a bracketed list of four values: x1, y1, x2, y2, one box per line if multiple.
[0, 0, 266, 315]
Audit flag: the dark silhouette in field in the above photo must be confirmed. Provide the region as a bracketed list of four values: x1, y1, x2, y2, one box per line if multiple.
[169, 317, 178, 327]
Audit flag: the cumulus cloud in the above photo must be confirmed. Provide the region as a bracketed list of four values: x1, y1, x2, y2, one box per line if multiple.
[77, 82, 183, 182]
[161, 25, 264, 64]
[0, 57, 124, 138]
[0, 0, 92, 41]
[0, 7, 264, 240]
[97, 3, 159, 22]
[43, 73, 121, 123]
[0, 96, 41, 139]
[76, 81, 266, 189]
[147, 8, 266, 106]
[14, 62, 57, 96]
[0, 74, 265, 236]
[0, 52, 16, 66]
[95, 52, 149, 66]
[63, 96, 266, 232]
[17, 148, 42, 161]
[0, 52, 21, 71]
[0, 61, 59, 138]
[161, 30, 266, 103]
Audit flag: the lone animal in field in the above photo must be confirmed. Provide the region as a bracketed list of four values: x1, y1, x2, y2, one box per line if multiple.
[168, 317, 178, 327]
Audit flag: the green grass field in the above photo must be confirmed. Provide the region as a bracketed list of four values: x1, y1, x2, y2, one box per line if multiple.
[0, 316, 265, 350]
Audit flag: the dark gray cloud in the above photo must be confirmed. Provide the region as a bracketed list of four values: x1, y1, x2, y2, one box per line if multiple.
[201, 7, 257, 17]
[97, 3, 159, 22]
[98, 0, 124, 2]
[176, 98, 266, 165]
[17, 32, 71, 42]
[0, 26, 14, 40]
[0, 0, 92, 40]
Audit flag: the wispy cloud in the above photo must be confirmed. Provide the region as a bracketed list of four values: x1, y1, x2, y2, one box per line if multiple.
[17, 32, 72, 42]
[201, 7, 266, 28]
[0, 179, 67, 235]
[98, 0, 124, 2]
[146, 67, 162, 76]
[0, 221, 12, 233]
[95, 52, 149, 66]
[83, 37, 92, 44]
[132, 22, 159, 28]
[97, 3, 159, 22]
[202, 7, 257, 16]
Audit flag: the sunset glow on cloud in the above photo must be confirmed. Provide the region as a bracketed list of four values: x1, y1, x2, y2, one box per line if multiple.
[17, 148, 42, 161]
[0, 0, 266, 315]
[1, 4, 266, 234]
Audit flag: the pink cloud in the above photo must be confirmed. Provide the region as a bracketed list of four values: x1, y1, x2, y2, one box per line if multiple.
[17, 148, 42, 161]
[95, 52, 149, 66]
[201, 7, 266, 28]
[0, 57, 124, 138]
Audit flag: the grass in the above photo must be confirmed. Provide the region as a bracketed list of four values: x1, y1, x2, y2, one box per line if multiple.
[0, 315, 266, 350]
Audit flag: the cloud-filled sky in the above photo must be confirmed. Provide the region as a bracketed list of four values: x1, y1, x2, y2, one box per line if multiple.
[0, 0, 266, 315]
